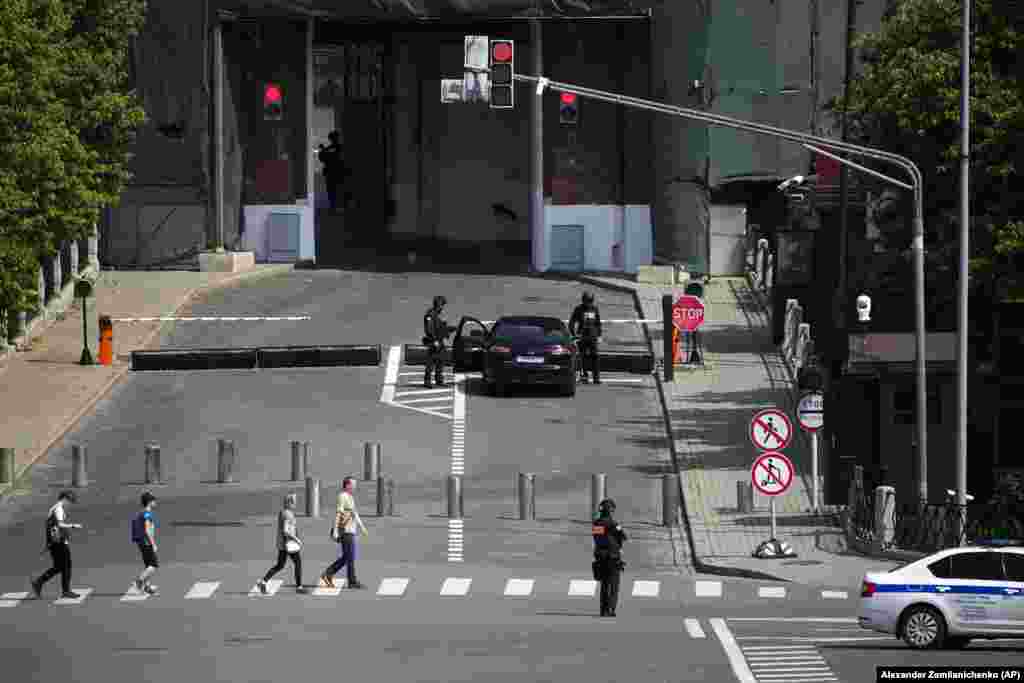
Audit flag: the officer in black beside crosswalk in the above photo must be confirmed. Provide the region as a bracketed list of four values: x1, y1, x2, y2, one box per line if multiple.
[423, 295, 456, 388]
[591, 498, 627, 617]
[569, 291, 602, 384]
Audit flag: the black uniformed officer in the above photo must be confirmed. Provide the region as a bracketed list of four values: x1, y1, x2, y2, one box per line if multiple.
[591, 498, 627, 617]
[423, 295, 455, 388]
[569, 291, 603, 384]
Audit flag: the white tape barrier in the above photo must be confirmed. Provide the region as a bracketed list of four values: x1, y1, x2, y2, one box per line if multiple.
[110, 316, 311, 322]
[479, 319, 660, 325]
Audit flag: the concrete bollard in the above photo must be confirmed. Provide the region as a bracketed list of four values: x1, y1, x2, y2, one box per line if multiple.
[302, 441, 312, 478]
[447, 475, 463, 519]
[0, 447, 13, 484]
[736, 481, 754, 514]
[518, 472, 536, 521]
[216, 439, 236, 483]
[72, 445, 88, 487]
[591, 473, 607, 517]
[305, 476, 320, 518]
[662, 473, 679, 527]
[364, 442, 381, 482]
[290, 441, 303, 481]
[144, 444, 162, 484]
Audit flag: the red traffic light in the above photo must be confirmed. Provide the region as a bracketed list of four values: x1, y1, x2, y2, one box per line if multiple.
[491, 41, 513, 63]
[264, 84, 282, 105]
[560, 93, 577, 105]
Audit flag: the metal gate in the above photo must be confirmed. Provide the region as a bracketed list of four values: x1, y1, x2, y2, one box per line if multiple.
[551, 225, 585, 272]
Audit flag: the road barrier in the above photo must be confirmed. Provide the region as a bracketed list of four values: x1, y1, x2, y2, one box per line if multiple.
[216, 439, 237, 483]
[130, 345, 381, 371]
[144, 444, 162, 485]
[305, 476, 320, 518]
[591, 473, 607, 516]
[518, 472, 536, 520]
[447, 475, 463, 519]
[662, 473, 679, 527]
[0, 448, 13, 484]
[402, 344, 451, 366]
[71, 445, 88, 487]
[364, 442, 381, 481]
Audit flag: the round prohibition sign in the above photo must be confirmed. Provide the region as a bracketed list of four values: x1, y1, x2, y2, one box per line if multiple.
[749, 408, 793, 451]
[751, 451, 794, 496]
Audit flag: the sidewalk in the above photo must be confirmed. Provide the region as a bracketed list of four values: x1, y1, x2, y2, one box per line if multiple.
[579, 273, 904, 587]
[0, 265, 293, 498]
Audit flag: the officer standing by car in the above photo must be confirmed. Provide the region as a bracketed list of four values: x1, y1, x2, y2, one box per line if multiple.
[592, 498, 627, 617]
[423, 295, 456, 388]
[569, 292, 602, 384]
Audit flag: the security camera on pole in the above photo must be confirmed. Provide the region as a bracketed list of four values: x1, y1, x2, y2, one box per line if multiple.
[749, 408, 798, 559]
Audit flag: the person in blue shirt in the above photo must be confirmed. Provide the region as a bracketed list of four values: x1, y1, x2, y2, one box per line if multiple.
[131, 491, 159, 596]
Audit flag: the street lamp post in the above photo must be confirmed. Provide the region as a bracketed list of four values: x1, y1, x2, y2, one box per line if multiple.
[513, 73, 929, 502]
[955, 0, 971, 543]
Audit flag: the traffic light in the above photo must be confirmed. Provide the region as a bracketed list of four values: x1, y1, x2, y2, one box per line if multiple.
[559, 92, 579, 125]
[489, 39, 514, 109]
[263, 83, 283, 121]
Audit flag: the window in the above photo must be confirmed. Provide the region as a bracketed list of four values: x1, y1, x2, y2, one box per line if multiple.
[928, 556, 953, 579]
[893, 387, 942, 426]
[1003, 553, 1024, 582]
[949, 552, 1005, 581]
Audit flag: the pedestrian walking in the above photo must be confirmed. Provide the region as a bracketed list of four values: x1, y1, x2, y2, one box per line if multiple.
[31, 491, 83, 599]
[131, 491, 160, 596]
[258, 493, 308, 594]
[591, 498, 627, 617]
[319, 477, 368, 589]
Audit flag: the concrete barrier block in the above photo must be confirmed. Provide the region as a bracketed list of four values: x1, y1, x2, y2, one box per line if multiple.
[199, 251, 256, 273]
[636, 265, 676, 285]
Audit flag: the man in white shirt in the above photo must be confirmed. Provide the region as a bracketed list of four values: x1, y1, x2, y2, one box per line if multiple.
[32, 491, 83, 599]
[320, 477, 368, 589]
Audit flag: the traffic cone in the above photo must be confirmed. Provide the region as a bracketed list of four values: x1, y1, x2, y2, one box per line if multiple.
[98, 316, 113, 366]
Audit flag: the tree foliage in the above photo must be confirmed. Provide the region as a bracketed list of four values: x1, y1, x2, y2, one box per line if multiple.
[827, 0, 1024, 298]
[0, 0, 146, 315]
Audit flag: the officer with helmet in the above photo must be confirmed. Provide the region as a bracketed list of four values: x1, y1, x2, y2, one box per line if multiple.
[592, 498, 627, 617]
[569, 291, 603, 384]
[423, 295, 456, 388]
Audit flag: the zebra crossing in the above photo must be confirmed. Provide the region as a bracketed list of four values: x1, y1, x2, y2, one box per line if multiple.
[380, 345, 456, 420]
[737, 644, 840, 682]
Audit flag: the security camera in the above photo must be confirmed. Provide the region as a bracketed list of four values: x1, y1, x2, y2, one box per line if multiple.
[856, 294, 872, 323]
[777, 175, 806, 192]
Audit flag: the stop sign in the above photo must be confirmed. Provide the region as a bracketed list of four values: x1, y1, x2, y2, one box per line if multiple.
[672, 295, 705, 331]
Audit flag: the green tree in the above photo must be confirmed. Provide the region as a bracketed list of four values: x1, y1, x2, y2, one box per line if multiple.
[828, 0, 1023, 302]
[0, 0, 146, 317]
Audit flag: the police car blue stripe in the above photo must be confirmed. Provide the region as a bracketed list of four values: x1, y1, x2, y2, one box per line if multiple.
[874, 584, 1015, 595]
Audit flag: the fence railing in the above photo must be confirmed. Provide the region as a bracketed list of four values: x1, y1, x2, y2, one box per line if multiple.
[1, 231, 99, 347]
[748, 237, 774, 296]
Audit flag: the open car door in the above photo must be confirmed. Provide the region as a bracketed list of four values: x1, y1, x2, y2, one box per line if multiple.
[452, 316, 490, 372]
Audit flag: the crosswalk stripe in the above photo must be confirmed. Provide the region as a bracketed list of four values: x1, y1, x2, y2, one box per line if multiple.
[503, 579, 534, 597]
[695, 580, 722, 597]
[440, 578, 472, 596]
[684, 618, 706, 638]
[184, 581, 220, 600]
[398, 396, 452, 405]
[395, 388, 450, 397]
[120, 585, 150, 602]
[248, 580, 283, 597]
[758, 586, 787, 598]
[377, 578, 410, 596]
[631, 580, 660, 598]
[568, 580, 597, 597]
[0, 592, 28, 608]
[820, 590, 848, 599]
[54, 588, 92, 605]
[742, 646, 818, 651]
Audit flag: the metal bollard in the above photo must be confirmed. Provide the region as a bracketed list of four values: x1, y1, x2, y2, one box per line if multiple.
[387, 478, 396, 516]
[303, 441, 312, 478]
[518, 472, 535, 521]
[0, 447, 13, 484]
[144, 444, 162, 484]
[217, 439, 236, 483]
[364, 442, 381, 482]
[376, 475, 385, 516]
[662, 473, 679, 527]
[591, 473, 607, 517]
[72, 445, 88, 487]
[290, 441, 303, 481]
[305, 476, 320, 518]
[736, 481, 754, 514]
[447, 475, 463, 519]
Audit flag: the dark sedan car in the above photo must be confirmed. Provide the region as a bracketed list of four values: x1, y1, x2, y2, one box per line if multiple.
[452, 315, 578, 397]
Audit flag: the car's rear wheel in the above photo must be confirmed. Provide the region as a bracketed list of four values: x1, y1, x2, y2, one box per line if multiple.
[899, 605, 946, 649]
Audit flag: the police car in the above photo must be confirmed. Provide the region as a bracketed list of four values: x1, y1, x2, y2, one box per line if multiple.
[857, 539, 1024, 649]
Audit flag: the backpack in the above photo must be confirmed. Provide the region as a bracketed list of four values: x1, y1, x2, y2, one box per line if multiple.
[130, 511, 147, 544]
[45, 509, 63, 546]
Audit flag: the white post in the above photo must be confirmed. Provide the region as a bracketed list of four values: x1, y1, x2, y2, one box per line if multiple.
[769, 496, 776, 540]
[811, 431, 820, 513]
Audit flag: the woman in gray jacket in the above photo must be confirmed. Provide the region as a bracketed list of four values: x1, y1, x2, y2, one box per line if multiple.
[257, 494, 307, 594]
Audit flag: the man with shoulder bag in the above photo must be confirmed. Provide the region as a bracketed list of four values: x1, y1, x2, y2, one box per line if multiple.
[320, 477, 368, 589]
[31, 491, 83, 599]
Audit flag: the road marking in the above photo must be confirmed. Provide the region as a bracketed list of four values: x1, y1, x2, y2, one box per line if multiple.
[504, 579, 534, 597]
[440, 578, 472, 596]
[248, 580, 283, 597]
[396, 388, 450, 397]
[598, 377, 647, 384]
[447, 373, 468, 561]
[742, 646, 820, 651]
[758, 586, 787, 598]
[631, 580, 660, 598]
[401, 396, 453, 405]
[736, 636, 889, 642]
[184, 581, 220, 600]
[748, 655, 827, 662]
[821, 590, 848, 599]
[0, 592, 28, 607]
[312, 586, 343, 597]
[111, 316, 311, 322]
[376, 578, 410, 597]
[710, 618, 756, 683]
[695, 580, 722, 597]
[54, 588, 92, 605]
[684, 618, 706, 639]
[381, 346, 401, 403]
[568, 580, 597, 597]
[729, 617, 856, 623]
[120, 585, 150, 602]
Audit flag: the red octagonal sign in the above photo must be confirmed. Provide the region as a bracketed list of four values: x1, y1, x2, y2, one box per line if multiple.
[672, 295, 705, 332]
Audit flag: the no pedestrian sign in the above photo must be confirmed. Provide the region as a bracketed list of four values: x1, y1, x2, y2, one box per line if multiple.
[797, 391, 824, 431]
[751, 452, 794, 496]
[749, 408, 793, 451]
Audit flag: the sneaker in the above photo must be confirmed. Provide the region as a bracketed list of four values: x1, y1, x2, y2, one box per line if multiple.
[60, 591, 80, 600]
[320, 574, 335, 589]
[30, 578, 42, 599]
[143, 584, 159, 596]
[257, 580, 267, 595]
[296, 586, 309, 594]
[347, 581, 365, 590]
[134, 579, 144, 593]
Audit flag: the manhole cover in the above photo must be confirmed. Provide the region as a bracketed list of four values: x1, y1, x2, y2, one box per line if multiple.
[782, 560, 824, 566]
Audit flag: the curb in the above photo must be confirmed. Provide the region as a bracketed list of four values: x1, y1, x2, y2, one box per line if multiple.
[0, 264, 294, 499]
[576, 273, 791, 583]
